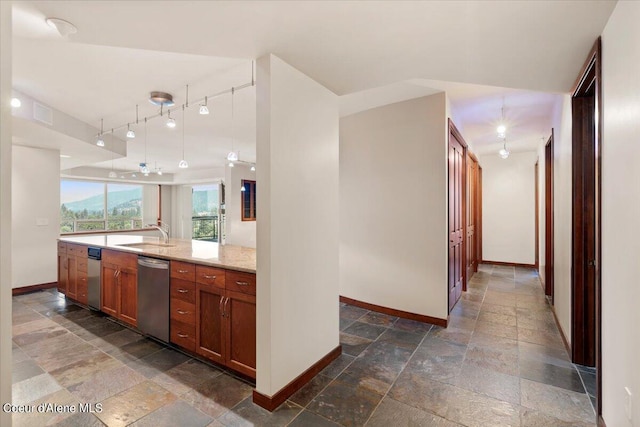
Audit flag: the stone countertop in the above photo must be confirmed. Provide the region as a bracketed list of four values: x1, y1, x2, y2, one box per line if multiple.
[58, 235, 256, 274]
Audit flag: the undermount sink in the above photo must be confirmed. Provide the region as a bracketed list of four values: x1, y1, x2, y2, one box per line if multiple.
[116, 242, 176, 249]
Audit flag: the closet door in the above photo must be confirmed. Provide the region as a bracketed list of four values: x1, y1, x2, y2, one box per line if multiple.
[448, 121, 466, 312]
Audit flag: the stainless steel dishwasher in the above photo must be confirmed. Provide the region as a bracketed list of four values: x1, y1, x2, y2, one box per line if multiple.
[87, 247, 102, 311]
[137, 256, 170, 343]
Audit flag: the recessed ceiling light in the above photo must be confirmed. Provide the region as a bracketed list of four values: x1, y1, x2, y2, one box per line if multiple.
[45, 18, 77, 37]
[11, 98, 21, 108]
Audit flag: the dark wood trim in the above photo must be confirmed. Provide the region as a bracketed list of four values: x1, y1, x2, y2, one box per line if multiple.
[481, 260, 536, 269]
[478, 166, 483, 262]
[545, 130, 555, 303]
[551, 304, 572, 357]
[253, 345, 342, 412]
[535, 160, 539, 269]
[12, 282, 58, 296]
[241, 179, 257, 222]
[340, 296, 447, 327]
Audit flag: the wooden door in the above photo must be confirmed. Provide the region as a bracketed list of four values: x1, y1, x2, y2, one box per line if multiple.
[448, 120, 466, 312]
[67, 255, 78, 300]
[225, 290, 256, 378]
[196, 283, 225, 365]
[466, 154, 478, 281]
[101, 262, 119, 317]
[119, 267, 137, 327]
[544, 132, 554, 301]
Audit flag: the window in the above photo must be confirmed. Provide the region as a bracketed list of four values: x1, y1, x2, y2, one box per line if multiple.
[241, 180, 256, 221]
[192, 184, 219, 242]
[60, 180, 143, 233]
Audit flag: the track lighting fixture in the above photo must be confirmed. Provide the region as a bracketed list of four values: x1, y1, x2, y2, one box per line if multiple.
[199, 96, 209, 115]
[166, 110, 176, 128]
[139, 163, 150, 174]
[126, 124, 135, 139]
[227, 152, 238, 162]
[250, 165, 256, 172]
[228, 162, 234, 168]
[108, 171, 118, 178]
[96, 118, 105, 146]
[499, 138, 510, 159]
[178, 105, 189, 168]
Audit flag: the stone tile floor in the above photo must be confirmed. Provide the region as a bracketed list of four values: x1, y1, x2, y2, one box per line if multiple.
[11, 264, 595, 426]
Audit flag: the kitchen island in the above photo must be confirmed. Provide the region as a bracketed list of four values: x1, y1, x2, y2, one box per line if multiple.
[57, 234, 257, 379]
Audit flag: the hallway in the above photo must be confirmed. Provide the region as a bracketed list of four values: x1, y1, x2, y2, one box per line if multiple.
[11, 265, 595, 426]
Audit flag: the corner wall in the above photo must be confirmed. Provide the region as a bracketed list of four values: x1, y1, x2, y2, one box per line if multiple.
[600, 2, 640, 425]
[339, 93, 448, 320]
[256, 54, 339, 396]
[11, 146, 60, 288]
[480, 151, 537, 265]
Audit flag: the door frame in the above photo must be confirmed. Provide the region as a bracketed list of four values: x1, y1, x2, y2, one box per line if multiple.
[544, 130, 554, 302]
[571, 37, 602, 420]
[448, 119, 467, 306]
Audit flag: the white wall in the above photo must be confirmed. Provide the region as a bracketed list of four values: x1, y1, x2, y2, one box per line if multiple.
[550, 94, 573, 344]
[11, 146, 60, 288]
[1, 1, 12, 423]
[141, 184, 159, 227]
[480, 151, 537, 265]
[224, 163, 256, 248]
[169, 185, 192, 239]
[340, 93, 448, 320]
[601, 2, 640, 425]
[256, 54, 339, 397]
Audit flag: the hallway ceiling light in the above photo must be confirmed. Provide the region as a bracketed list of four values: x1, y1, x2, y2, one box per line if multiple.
[199, 96, 209, 115]
[45, 18, 77, 37]
[227, 151, 238, 162]
[228, 162, 234, 168]
[497, 98, 507, 139]
[499, 138, 510, 159]
[11, 97, 21, 108]
[139, 163, 150, 174]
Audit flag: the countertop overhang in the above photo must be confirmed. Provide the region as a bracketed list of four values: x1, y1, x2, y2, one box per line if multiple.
[59, 235, 256, 273]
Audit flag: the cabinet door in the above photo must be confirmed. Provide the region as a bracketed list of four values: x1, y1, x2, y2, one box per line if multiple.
[119, 267, 137, 327]
[101, 262, 119, 317]
[195, 283, 225, 365]
[67, 255, 78, 299]
[225, 290, 256, 378]
[76, 272, 88, 305]
[57, 252, 68, 294]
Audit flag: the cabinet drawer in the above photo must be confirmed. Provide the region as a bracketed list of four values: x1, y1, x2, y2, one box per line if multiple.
[170, 298, 196, 325]
[58, 242, 67, 253]
[77, 279, 88, 304]
[171, 320, 195, 352]
[68, 244, 87, 258]
[102, 249, 137, 270]
[226, 271, 256, 296]
[171, 261, 195, 281]
[170, 279, 195, 304]
[195, 265, 225, 288]
[77, 257, 88, 273]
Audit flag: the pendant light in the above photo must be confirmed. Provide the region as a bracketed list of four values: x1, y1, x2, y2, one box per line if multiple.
[499, 138, 510, 159]
[108, 131, 117, 178]
[96, 118, 105, 146]
[199, 96, 209, 115]
[126, 105, 138, 138]
[178, 105, 188, 168]
[140, 118, 150, 174]
[227, 87, 237, 165]
[497, 98, 507, 139]
[166, 110, 176, 128]
[11, 98, 21, 108]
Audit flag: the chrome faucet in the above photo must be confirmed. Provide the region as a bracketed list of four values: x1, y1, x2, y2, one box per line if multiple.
[145, 222, 170, 244]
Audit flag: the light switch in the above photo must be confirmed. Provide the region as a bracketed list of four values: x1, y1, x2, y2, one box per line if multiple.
[36, 218, 49, 226]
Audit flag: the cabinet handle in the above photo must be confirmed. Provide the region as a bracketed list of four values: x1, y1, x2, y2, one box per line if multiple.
[178, 269, 189, 274]
[176, 309, 189, 315]
[219, 296, 225, 317]
[177, 289, 189, 293]
[224, 297, 230, 317]
[235, 281, 249, 286]
[203, 274, 217, 280]
[177, 332, 189, 338]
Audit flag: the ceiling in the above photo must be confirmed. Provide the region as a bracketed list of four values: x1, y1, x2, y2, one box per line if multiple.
[11, 0, 616, 177]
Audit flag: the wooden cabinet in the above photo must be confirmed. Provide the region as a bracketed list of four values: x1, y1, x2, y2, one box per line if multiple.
[58, 242, 88, 304]
[171, 261, 256, 379]
[101, 249, 137, 327]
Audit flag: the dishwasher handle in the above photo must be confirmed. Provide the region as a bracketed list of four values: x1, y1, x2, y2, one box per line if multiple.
[138, 257, 169, 269]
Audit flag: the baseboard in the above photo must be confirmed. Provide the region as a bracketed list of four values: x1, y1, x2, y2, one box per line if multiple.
[340, 296, 447, 327]
[481, 260, 537, 268]
[598, 415, 606, 427]
[550, 304, 572, 357]
[12, 282, 58, 296]
[253, 345, 342, 412]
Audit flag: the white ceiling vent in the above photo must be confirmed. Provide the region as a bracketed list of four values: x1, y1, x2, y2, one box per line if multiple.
[33, 102, 53, 126]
